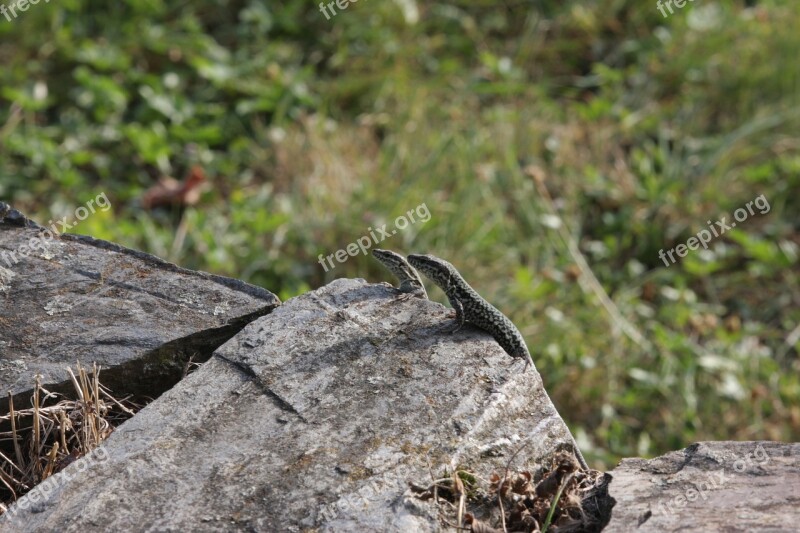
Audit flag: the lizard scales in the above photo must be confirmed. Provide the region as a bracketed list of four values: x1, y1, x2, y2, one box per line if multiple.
[407, 253, 531, 364]
[372, 249, 428, 298]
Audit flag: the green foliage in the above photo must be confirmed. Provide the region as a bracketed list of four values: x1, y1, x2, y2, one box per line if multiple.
[1, 0, 798, 468]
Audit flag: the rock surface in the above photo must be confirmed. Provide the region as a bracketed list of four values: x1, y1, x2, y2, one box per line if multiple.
[0, 202, 280, 407]
[0, 278, 590, 532]
[605, 441, 800, 532]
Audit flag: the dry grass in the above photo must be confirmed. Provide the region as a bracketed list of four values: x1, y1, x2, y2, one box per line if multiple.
[410, 451, 612, 533]
[0, 363, 139, 514]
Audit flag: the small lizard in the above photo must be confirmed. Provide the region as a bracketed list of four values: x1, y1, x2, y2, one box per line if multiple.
[372, 249, 428, 299]
[407, 253, 533, 368]
[408, 253, 590, 470]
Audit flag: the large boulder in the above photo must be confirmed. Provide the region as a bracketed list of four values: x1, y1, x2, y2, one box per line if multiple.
[0, 202, 280, 408]
[605, 441, 800, 532]
[1, 278, 593, 531]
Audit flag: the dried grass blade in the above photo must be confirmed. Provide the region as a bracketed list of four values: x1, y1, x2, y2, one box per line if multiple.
[32, 376, 41, 478]
[59, 411, 68, 451]
[42, 442, 60, 480]
[0, 450, 26, 478]
[0, 468, 18, 501]
[66, 367, 83, 401]
[8, 393, 23, 469]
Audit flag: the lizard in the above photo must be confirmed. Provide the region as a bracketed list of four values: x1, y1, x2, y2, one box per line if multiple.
[372, 249, 428, 299]
[407, 253, 591, 470]
[407, 253, 533, 368]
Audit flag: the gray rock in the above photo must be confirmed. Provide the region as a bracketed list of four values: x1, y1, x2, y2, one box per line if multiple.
[1, 278, 589, 532]
[605, 441, 800, 532]
[0, 202, 280, 407]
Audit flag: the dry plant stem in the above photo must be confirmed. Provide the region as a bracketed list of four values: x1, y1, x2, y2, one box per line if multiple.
[498, 492, 506, 533]
[0, 467, 16, 500]
[0, 403, 91, 422]
[498, 441, 528, 533]
[66, 368, 83, 402]
[59, 411, 68, 451]
[457, 491, 465, 529]
[424, 456, 439, 507]
[75, 364, 96, 449]
[33, 376, 41, 478]
[93, 364, 101, 439]
[0, 447, 24, 500]
[98, 382, 137, 416]
[454, 471, 466, 529]
[42, 442, 59, 480]
[0, 450, 25, 478]
[8, 393, 23, 467]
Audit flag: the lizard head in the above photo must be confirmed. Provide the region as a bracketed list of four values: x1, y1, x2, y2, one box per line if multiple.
[372, 249, 401, 265]
[407, 254, 454, 290]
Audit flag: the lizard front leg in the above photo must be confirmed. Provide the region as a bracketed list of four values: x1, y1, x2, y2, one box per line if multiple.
[447, 296, 465, 333]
